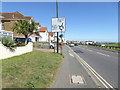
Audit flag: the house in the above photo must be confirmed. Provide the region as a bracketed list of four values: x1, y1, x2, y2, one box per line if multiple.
[0, 16, 13, 39]
[29, 33, 41, 42]
[48, 32, 54, 42]
[35, 22, 41, 30]
[0, 11, 42, 42]
[59, 37, 67, 43]
[0, 11, 33, 38]
[39, 27, 48, 42]
[29, 22, 42, 42]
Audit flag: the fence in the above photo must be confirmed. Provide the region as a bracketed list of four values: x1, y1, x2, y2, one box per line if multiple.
[33, 42, 50, 48]
[0, 42, 33, 60]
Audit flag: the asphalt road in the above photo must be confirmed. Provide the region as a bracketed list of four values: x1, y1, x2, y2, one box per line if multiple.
[51, 46, 98, 88]
[71, 45, 118, 88]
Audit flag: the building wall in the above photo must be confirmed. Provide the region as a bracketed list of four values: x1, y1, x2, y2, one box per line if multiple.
[29, 35, 41, 42]
[2, 20, 24, 37]
[0, 42, 33, 60]
[49, 36, 54, 42]
[0, 23, 1, 30]
[39, 31, 48, 42]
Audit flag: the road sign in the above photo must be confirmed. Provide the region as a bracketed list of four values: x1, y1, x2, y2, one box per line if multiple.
[52, 17, 65, 32]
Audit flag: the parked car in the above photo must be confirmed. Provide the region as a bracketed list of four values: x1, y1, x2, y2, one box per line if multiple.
[69, 43, 74, 47]
[50, 42, 56, 49]
[93, 43, 101, 46]
[74, 43, 79, 46]
[14, 37, 32, 44]
[101, 44, 105, 46]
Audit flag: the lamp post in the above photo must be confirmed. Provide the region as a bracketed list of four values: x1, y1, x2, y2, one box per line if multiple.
[56, 0, 59, 53]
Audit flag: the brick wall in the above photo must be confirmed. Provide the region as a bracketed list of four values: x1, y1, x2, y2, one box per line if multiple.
[3, 20, 24, 38]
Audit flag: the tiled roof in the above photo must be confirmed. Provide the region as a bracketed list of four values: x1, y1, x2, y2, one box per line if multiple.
[48, 32, 54, 36]
[36, 22, 41, 27]
[39, 27, 47, 32]
[0, 11, 32, 20]
[36, 22, 40, 25]
[54, 36, 57, 38]
[25, 16, 32, 20]
[32, 33, 39, 36]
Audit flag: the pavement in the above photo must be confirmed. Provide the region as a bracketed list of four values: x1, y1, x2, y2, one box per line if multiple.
[51, 45, 98, 88]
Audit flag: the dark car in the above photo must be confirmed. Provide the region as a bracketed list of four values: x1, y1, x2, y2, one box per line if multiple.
[14, 37, 32, 43]
[74, 43, 79, 46]
[93, 43, 101, 46]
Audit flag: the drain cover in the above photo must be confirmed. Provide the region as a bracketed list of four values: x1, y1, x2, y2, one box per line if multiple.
[71, 75, 85, 84]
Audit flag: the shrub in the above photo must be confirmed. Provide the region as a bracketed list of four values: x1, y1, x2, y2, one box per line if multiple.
[0, 37, 2, 41]
[1, 36, 15, 48]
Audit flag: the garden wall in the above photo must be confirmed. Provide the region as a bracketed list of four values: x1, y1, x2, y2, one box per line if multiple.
[0, 42, 33, 60]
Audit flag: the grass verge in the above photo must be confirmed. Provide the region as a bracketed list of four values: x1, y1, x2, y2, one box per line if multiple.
[87, 45, 120, 51]
[1, 51, 63, 88]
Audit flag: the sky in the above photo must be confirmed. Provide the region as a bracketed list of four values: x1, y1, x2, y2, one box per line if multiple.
[2, 2, 118, 42]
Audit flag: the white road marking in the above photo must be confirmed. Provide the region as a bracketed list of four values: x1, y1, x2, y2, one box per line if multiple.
[67, 46, 114, 89]
[96, 52, 110, 56]
[69, 53, 74, 57]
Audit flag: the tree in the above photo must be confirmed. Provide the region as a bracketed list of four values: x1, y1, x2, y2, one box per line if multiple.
[59, 34, 63, 43]
[13, 20, 37, 44]
[59, 34, 63, 39]
[71, 41, 74, 43]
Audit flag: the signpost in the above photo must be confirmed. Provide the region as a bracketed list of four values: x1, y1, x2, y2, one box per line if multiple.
[0, 30, 13, 39]
[52, 17, 65, 54]
[52, 18, 66, 32]
[52, 0, 66, 53]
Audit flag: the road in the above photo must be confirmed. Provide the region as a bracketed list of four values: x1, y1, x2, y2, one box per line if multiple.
[51, 46, 98, 88]
[71, 45, 118, 88]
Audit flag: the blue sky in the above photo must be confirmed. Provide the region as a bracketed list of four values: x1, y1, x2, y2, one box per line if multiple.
[2, 2, 118, 42]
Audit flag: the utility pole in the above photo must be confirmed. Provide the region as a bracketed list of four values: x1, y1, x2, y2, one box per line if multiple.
[56, 0, 59, 53]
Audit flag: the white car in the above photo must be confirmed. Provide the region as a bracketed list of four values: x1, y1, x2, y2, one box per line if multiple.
[69, 43, 74, 47]
[101, 44, 105, 46]
[50, 42, 56, 49]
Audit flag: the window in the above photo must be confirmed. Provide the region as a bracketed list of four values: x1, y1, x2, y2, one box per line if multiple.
[2, 23, 5, 30]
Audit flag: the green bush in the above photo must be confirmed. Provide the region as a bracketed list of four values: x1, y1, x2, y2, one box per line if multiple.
[0, 37, 2, 41]
[1, 36, 15, 48]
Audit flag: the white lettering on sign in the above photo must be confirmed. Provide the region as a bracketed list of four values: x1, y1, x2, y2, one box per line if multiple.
[0, 30, 13, 38]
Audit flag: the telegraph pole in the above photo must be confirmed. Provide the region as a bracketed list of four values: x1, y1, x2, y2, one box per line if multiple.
[56, 0, 59, 53]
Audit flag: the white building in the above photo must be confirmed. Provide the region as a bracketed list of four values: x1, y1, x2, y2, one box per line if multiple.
[59, 37, 67, 43]
[39, 27, 48, 42]
[28, 22, 42, 42]
[29, 33, 41, 42]
[48, 32, 54, 42]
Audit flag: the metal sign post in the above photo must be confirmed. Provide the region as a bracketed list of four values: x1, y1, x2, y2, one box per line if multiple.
[61, 31, 62, 55]
[51, 0, 66, 53]
[56, 0, 59, 53]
